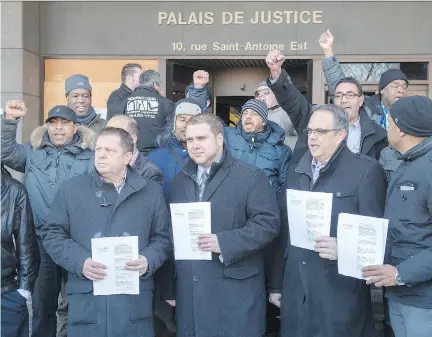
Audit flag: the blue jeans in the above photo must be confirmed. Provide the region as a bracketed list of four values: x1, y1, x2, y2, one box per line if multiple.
[31, 240, 63, 337]
[389, 299, 432, 337]
[1, 289, 29, 337]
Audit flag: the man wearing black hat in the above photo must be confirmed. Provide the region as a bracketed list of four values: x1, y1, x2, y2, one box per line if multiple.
[363, 96, 432, 337]
[1, 100, 95, 337]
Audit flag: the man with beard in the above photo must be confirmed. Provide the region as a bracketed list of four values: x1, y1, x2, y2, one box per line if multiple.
[65, 74, 107, 134]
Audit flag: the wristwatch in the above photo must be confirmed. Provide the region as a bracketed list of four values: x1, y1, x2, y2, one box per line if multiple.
[395, 269, 405, 286]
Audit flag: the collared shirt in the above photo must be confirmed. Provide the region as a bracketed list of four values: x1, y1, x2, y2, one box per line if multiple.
[196, 154, 223, 183]
[380, 101, 389, 130]
[99, 170, 127, 194]
[311, 157, 330, 185]
[347, 116, 362, 154]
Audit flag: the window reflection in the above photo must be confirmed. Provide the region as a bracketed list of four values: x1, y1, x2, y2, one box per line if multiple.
[340, 62, 428, 81]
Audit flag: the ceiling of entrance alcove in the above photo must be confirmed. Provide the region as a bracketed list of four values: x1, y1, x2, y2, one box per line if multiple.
[171, 59, 308, 70]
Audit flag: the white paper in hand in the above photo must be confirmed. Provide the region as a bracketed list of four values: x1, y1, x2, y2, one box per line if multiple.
[91, 236, 139, 296]
[337, 213, 389, 280]
[286, 189, 333, 250]
[170, 202, 212, 260]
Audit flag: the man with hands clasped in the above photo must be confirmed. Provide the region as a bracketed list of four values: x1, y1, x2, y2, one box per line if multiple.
[42, 127, 171, 337]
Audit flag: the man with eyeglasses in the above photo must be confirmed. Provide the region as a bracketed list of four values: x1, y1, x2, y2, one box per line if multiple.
[254, 82, 298, 150]
[268, 104, 387, 337]
[264, 50, 388, 168]
[319, 30, 409, 131]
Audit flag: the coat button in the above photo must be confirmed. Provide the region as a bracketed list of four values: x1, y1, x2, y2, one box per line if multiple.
[336, 192, 341, 197]
[193, 276, 199, 282]
[409, 254, 413, 258]
[402, 195, 407, 201]
[301, 261, 307, 267]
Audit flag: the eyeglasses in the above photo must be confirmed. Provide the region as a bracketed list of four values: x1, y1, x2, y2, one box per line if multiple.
[303, 128, 342, 136]
[332, 92, 361, 100]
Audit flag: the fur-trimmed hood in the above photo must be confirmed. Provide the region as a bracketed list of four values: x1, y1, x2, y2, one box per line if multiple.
[29, 124, 96, 150]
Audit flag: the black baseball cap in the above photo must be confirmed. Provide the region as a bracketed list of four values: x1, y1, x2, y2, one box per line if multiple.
[45, 105, 77, 123]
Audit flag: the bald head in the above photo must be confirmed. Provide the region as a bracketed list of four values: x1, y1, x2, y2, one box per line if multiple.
[107, 115, 139, 147]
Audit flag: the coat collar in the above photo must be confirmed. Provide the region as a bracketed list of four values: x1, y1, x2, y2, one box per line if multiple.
[182, 148, 233, 202]
[359, 107, 387, 154]
[29, 124, 95, 151]
[295, 140, 349, 180]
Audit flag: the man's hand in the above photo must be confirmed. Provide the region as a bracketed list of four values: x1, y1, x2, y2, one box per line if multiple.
[197, 234, 221, 253]
[82, 258, 107, 281]
[269, 293, 281, 308]
[193, 70, 209, 88]
[319, 29, 335, 58]
[265, 50, 285, 80]
[362, 265, 398, 287]
[4, 100, 28, 120]
[124, 255, 149, 276]
[166, 300, 176, 307]
[314, 236, 338, 260]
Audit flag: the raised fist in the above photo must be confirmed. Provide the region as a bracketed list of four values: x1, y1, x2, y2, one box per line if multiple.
[319, 29, 334, 50]
[4, 100, 28, 120]
[193, 70, 209, 88]
[265, 50, 285, 77]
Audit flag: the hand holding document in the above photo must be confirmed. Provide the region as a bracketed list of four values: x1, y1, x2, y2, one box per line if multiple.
[286, 189, 333, 250]
[337, 213, 388, 280]
[91, 236, 139, 296]
[170, 202, 212, 260]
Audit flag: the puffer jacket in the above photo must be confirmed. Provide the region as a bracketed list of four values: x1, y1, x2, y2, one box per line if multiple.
[148, 136, 189, 197]
[224, 120, 291, 196]
[1, 166, 40, 294]
[1, 117, 95, 235]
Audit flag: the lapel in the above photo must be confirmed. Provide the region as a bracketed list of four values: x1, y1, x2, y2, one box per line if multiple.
[112, 172, 146, 215]
[181, 159, 201, 202]
[359, 108, 377, 155]
[294, 150, 314, 191]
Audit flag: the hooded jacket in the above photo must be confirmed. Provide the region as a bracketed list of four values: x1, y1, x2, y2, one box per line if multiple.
[1, 117, 95, 234]
[224, 120, 291, 196]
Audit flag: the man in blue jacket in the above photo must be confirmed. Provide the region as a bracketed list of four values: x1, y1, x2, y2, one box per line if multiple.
[224, 98, 291, 197]
[363, 96, 432, 337]
[148, 98, 202, 197]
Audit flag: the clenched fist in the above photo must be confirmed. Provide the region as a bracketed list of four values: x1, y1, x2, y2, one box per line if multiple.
[193, 70, 209, 88]
[265, 50, 285, 80]
[319, 30, 335, 58]
[4, 100, 28, 120]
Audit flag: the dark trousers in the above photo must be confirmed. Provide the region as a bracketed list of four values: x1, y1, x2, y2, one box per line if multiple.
[31, 240, 64, 337]
[1, 289, 29, 337]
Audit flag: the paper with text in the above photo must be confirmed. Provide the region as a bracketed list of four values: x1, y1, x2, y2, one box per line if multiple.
[170, 202, 212, 260]
[337, 213, 388, 280]
[91, 236, 139, 296]
[287, 189, 333, 250]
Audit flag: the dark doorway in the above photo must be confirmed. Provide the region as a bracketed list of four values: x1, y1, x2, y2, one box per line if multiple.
[216, 96, 252, 126]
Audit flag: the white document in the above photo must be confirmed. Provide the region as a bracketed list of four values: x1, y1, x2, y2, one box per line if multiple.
[170, 202, 212, 260]
[91, 236, 139, 296]
[337, 213, 389, 280]
[286, 189, 333, 250]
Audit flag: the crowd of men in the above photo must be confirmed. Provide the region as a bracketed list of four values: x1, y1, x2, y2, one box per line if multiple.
[1, 30, 432, 337]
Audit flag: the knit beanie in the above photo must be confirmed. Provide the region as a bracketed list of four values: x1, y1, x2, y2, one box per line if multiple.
[65, 74, 92, 96]
[379, 69, 409, 92]
[173, 98, 202, 132]
[389, 96, 432, 137]
[242, 99, 268, 123]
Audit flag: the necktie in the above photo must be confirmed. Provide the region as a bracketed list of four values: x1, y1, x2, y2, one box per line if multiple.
[198, 170, 209, 201]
